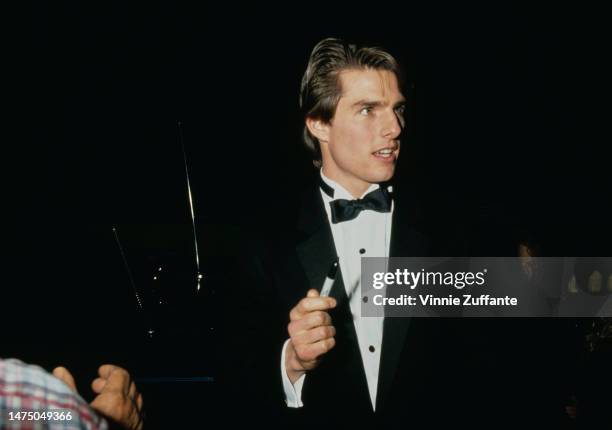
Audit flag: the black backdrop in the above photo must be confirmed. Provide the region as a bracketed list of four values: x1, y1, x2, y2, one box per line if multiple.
[18, 1, 611, 427]
[29, 1, 610, 244]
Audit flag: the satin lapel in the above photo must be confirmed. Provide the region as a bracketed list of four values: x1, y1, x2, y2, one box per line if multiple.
[295, 185, 343, 300]
[376, 186, 431, 410]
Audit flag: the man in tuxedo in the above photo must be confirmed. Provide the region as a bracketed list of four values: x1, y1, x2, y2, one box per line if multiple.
[222, 38, 471, 428]
[280, 38, 463, 423]
[224, 38, 566, 428]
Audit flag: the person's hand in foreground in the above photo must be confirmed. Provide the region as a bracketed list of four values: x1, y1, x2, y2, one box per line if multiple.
[53, 364, 143, 430]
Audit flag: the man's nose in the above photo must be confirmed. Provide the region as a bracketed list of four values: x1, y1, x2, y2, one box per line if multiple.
[381, 110, 402, 140]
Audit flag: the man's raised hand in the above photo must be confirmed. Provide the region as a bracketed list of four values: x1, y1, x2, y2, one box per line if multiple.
[285, 289, 337, 383]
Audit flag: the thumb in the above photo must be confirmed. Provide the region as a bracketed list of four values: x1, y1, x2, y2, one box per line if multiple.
[52, 366, 78, 393]
[306, 289, 320, 298]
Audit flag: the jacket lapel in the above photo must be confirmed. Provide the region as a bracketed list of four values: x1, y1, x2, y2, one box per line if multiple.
[295, 186, 338, 293]
[376, 184, 431, 410]
[295, 185, 356, 308]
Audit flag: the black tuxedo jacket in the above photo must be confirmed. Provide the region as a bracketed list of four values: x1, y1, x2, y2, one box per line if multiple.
[220, 180, 567, 428]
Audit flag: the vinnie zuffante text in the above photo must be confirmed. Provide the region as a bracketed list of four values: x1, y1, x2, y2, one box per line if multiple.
[369, 268, 518, 307]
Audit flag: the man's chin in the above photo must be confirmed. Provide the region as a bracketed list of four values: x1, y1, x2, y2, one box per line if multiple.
[367, 166, 396, 184]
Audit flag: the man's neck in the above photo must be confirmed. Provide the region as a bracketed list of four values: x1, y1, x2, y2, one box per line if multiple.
[321, 167, 372, 199]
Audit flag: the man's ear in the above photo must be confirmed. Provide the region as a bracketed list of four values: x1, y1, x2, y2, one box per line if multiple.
[306, 117, 330, 143]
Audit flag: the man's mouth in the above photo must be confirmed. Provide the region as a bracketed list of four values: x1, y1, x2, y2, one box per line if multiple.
[372, 148, 397, 159]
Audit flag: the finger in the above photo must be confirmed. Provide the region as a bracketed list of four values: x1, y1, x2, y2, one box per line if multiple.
[291, 297, 336, 319]
[291, 325, 336, 345]
[304, 325, 336, 344]
[306, 289, 319, 298]
[288, 311, 333, 335]
[304, 310, 332, 329]
[294, 338, 336, 362]
[314, 337, 335, 356]
[52, 366, 77, 393]
[97, 365, 131, 395]
[136, 393, 143, 410]
[292, 325, 336, 347]
[97, 364, 120, 380]
[128, 381, 137, 400]
[91, 377, 107, 394]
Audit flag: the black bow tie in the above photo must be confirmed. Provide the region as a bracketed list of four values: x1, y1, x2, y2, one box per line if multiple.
[322, 182, 392, 224]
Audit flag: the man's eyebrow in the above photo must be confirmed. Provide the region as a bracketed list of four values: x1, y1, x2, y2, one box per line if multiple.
[350, 99, 384, 108]
[350, 99, 407, 108]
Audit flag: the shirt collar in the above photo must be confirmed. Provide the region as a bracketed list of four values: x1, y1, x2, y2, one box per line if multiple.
[319, 170, 380, 201]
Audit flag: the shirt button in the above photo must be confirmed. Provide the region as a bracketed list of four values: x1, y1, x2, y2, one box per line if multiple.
[369, 345, 375, 353]
[359, 248, 366, 254]
[362, 296, 368, 303]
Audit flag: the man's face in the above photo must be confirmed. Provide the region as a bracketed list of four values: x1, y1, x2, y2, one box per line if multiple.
[311, 68, 405, 197]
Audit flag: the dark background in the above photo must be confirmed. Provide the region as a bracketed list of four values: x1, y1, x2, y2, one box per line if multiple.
[17, 1, 611, 427]
[29, 1, 610, 247]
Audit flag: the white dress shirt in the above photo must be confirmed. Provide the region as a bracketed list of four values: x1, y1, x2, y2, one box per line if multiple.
[282, 171, 393, 411]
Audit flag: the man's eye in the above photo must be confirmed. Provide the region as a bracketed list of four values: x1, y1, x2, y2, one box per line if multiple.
[359, 107, 372, 116]
[395, 106, 406, 116]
